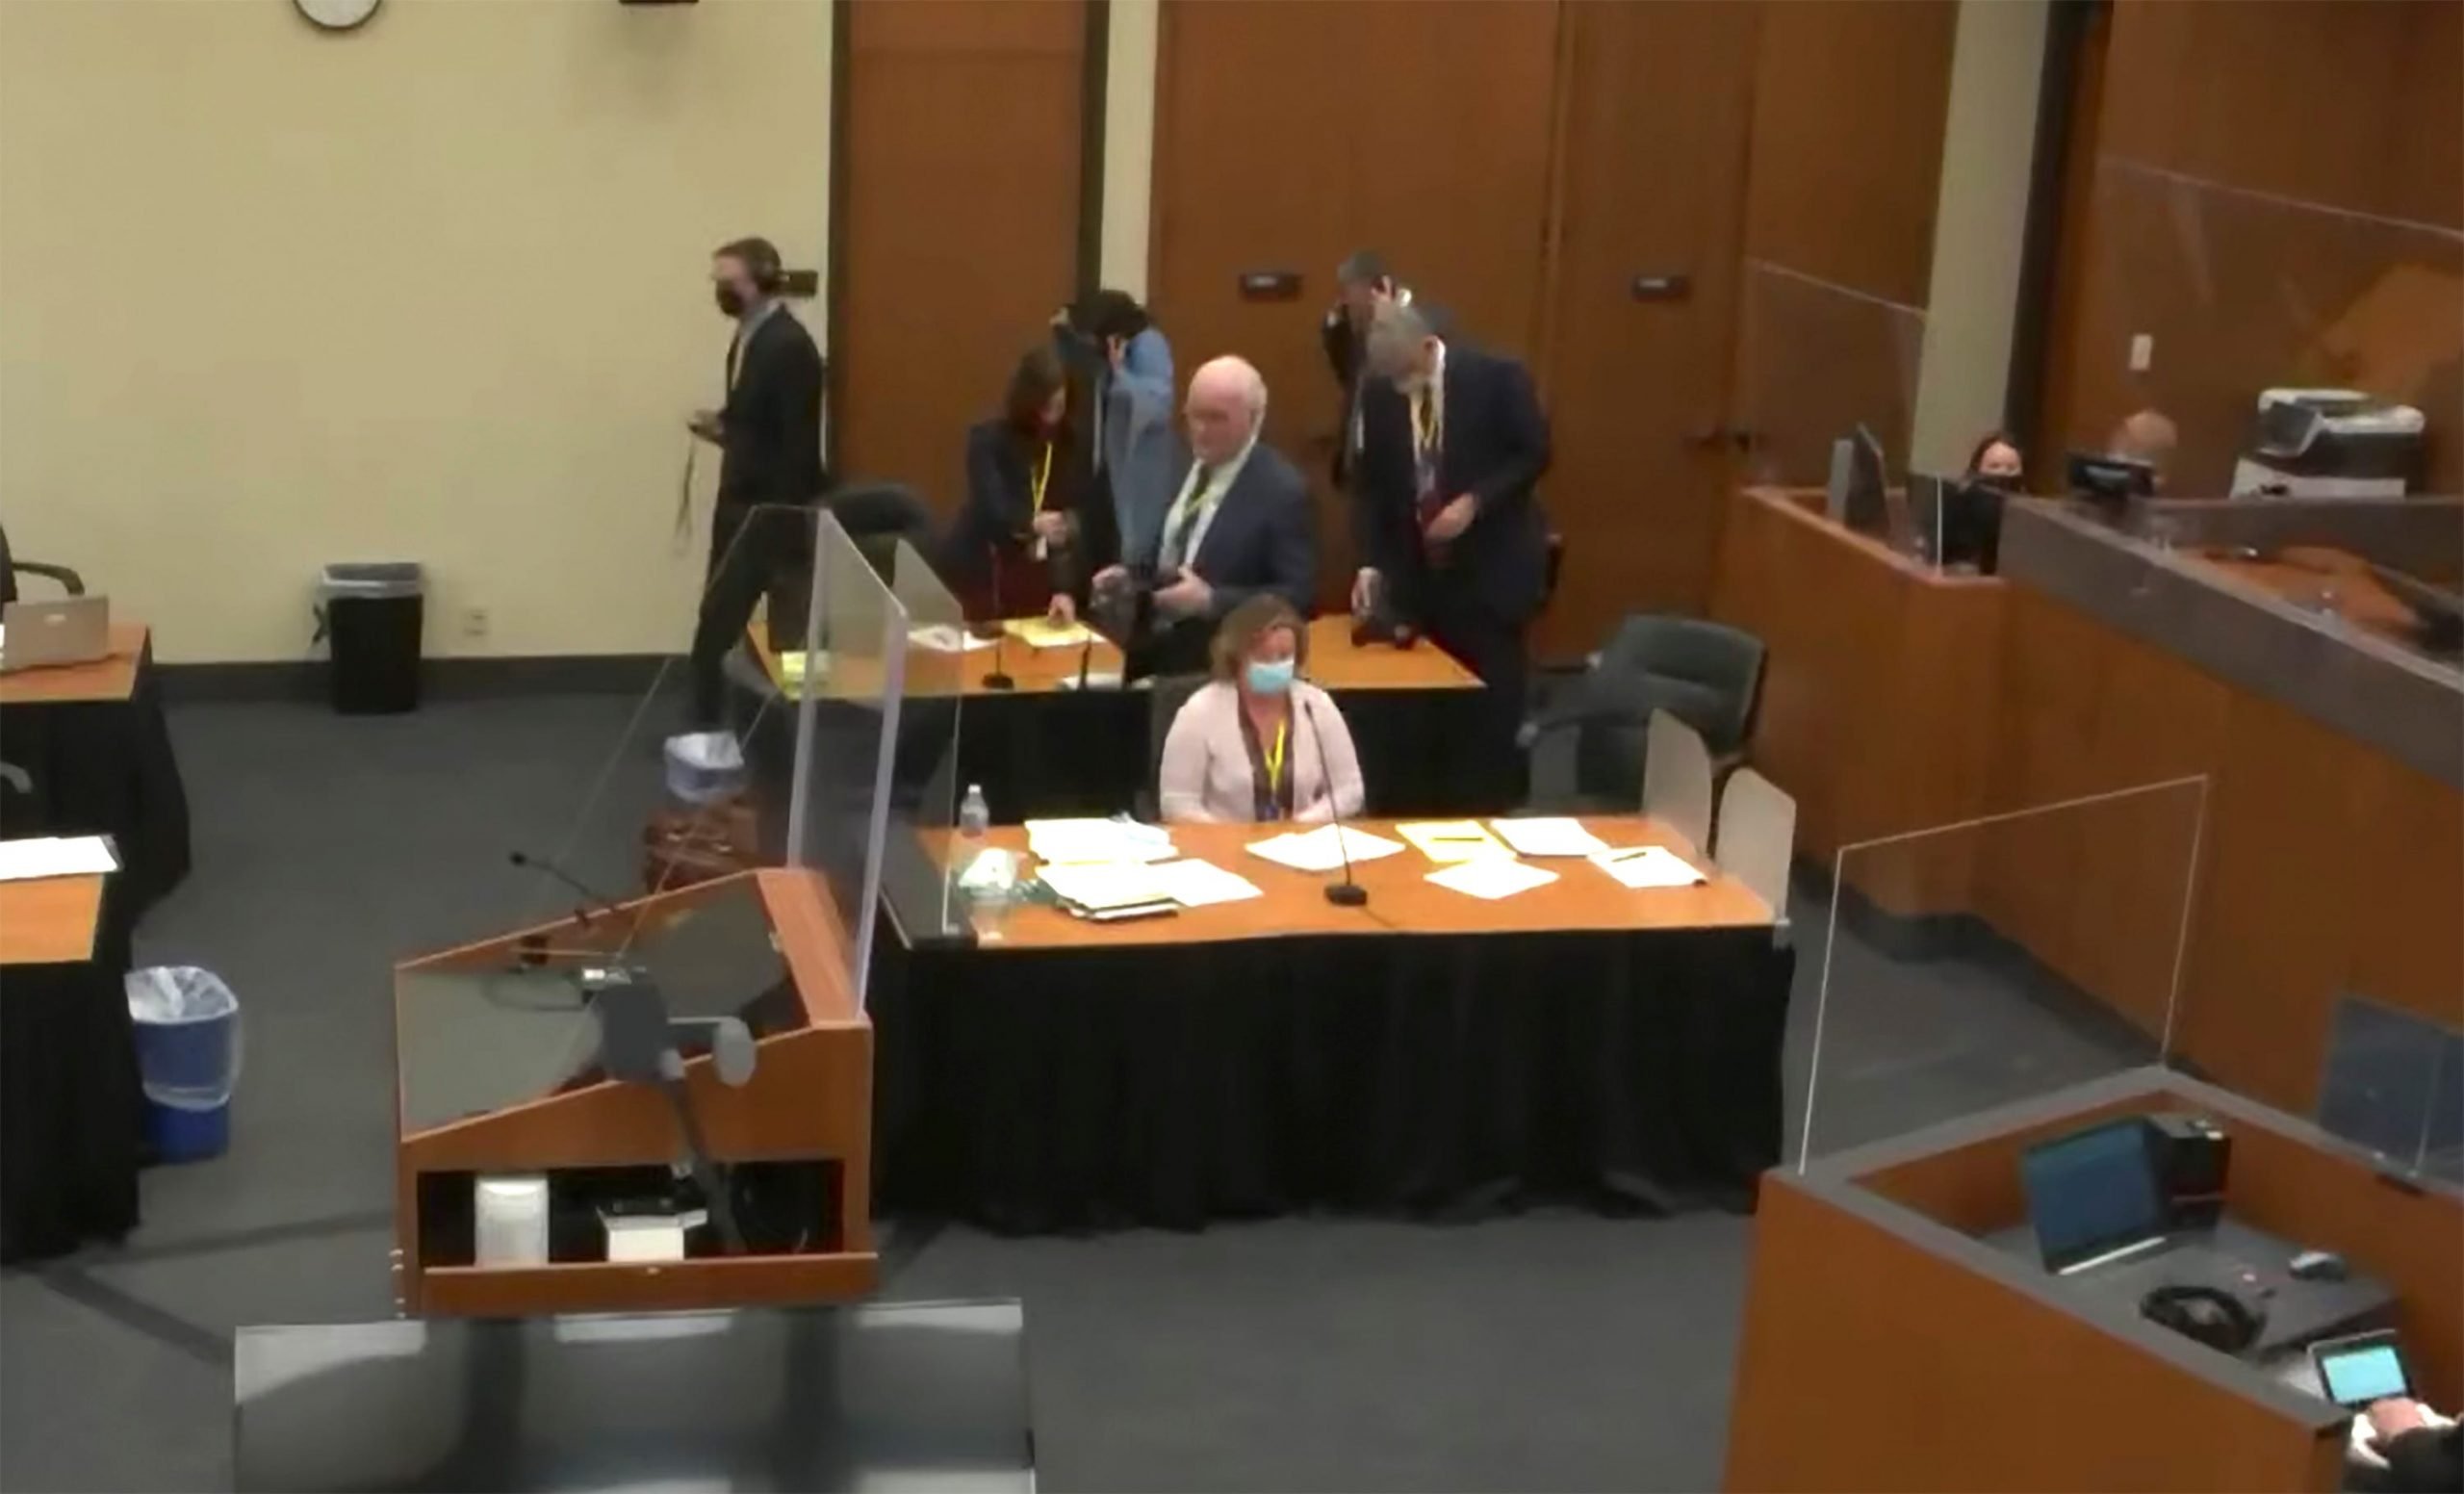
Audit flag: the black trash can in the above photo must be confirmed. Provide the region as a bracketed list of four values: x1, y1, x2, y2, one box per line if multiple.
[317, 563, 424, 714]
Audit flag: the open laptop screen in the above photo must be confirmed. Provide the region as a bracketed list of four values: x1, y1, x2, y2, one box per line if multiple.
[2022, 1118, 2168, 1273]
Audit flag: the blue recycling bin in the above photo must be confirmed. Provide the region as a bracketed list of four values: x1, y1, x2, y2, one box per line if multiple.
[126, 966, 242, 1163]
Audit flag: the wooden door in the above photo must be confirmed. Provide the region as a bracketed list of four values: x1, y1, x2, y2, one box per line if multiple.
[1147, 0, 1560, 607]
[1534, 0, 1758, 654]
[832, 0, 1089, 515]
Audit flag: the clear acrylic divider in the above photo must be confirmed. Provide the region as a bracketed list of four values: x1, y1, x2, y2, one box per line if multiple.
[874, 535, 969, 943]
[1792, 775, 2211, 1169]
[2316, 993, 2464, 1190]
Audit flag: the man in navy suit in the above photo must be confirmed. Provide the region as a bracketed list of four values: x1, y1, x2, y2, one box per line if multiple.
[1096, 355, 1316, 677]
[1354, 301, 1551, 808]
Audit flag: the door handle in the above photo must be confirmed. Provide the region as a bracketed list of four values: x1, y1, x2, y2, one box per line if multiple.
[1688, 425, 1757, 451]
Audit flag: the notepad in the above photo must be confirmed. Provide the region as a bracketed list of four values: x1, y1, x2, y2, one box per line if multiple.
[1002, 616, 1100, 650]
[775, 650, 828, 688]
[1425, 858, 1558, 901]
[1489, 817, 1612, 858]
[1147, 858, 1264, 908]
[1397, 820, 1512, 863]
[1036, 860, 1171, 913]
[0, 835, 120, 883]
[1590, 844, 1707, 889]
[1245, 824, 1407, 873]
[909, 625, 996, 654]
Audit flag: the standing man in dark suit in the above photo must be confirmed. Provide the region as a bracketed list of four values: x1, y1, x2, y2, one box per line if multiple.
[686, 236, 826, 729]
[1320, 251, 1442, 488]
[1094, 355, 1316, 677]
[1353, 301, 1551, 808]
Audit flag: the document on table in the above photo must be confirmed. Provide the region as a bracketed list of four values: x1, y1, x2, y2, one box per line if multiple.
[1425, 858, 1558, 901]
[1245, 824, 1407, 873]
[1397, 820, 1512, 863]
[776, 650, 828, 689]
[1590, 844, 1707, 889]
[908, 625, 997, 654]
[1147, 858, 1264, 908]
[1036, 860, 1170, 913]
[1025, 817, 1177, 865]
[1002, 616, 1101, 650]
[1488, 816, 1611, 858]
[0, 835, 120, 883]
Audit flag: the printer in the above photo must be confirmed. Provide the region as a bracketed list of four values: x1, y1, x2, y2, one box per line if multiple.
[2231, 388, 2424, 501]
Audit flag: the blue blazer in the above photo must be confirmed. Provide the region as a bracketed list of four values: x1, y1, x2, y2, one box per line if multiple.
[1096, 327, 1179, 565]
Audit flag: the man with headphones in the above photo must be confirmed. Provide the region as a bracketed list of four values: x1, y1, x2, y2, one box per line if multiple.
[687, 235, 827, 729]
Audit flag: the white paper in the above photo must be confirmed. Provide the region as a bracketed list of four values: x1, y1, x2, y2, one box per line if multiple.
[1036, 860, 1171, 912]
[1425, 858, 1559, 901]
[1589, 844, 1707, 889]
[1245, 823, 1407, 873]
[1489, 816, 1611, 858]
[1147, 858, 1265, 908]
[909, 624, 996, 654]
[1398, 819, 1513, 863]
[1057, 672, 1125, 691]
[1025, 817, 1177, 865]
[1003, 617, 1100, 651]
[0, 835, 120, 883]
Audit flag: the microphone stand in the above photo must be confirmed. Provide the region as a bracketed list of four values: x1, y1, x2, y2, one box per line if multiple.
[982, 541, 1015, 691]
[507, 850, 627, 929]
[1076, 630, 1096, 690]
[1304, 702, 1368, 907]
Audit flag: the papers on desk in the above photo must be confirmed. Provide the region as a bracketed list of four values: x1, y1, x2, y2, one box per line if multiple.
[1488, 816, 1611, 858]
[1589, 844, 1707, 889]
[1146, 858, 1264, 908]
[908, 625, 996, 655]
[1056, 672, 1125, 691]
[1002, 616, 1100, 651]
[1396, 820, 1511, 863]
[1425, 858, 1558, 901]
[1245, 823, 1406, 873]
[0, 835, 119, 883]
[1035, 860, 1169, 913]
[1024, 817, 1177, 865]
[776, 651, 826, 689]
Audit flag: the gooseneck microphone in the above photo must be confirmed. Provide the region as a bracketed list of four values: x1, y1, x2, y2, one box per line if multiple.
[508, 850, 627, 927]
[1304, 700, 1369, 908]
[983, 541, 1016, 691]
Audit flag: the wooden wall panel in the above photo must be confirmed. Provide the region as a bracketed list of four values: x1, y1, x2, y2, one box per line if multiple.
[1537, 0, 1757, 646]
[833, 0, 1086, 513]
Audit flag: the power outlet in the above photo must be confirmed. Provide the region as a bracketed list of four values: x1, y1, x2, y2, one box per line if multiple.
[2128, 333, 2154, 373]
[461, 606, 491, 640]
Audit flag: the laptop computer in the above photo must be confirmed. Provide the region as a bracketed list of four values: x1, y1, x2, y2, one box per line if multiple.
[0, 595, 112, 673]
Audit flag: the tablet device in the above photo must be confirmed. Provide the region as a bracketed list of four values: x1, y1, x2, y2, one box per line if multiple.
[2310, 1329, 2412, 1408]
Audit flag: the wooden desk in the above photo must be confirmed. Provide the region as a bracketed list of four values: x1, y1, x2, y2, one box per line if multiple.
[2185, 545, 2425, 646]
[0, 622, 145, 706]
[960, 815, 1769, 950]
[1728, 1070, 2461, 1492]
[0, 874, 106, 966]
[1708, 487, 2006, 916]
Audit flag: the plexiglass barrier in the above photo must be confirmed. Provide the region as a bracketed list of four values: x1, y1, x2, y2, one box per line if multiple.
[1792, 775, 2210, 1168]
[2316, 994, 2464, 1190]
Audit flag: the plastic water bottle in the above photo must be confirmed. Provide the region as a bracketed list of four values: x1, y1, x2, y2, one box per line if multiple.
[959, 784, 990, 839]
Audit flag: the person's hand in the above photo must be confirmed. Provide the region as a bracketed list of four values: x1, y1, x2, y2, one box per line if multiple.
[1049, 307, 1072, 330]
[1092, 564, 1129, 596]
[1152, 566, 1213, 619]
[2367, 1399, 2431, 1442]
[1351, 567, 1381, 616]
[1046, 592, 1077, 627]
[1422, 494, 1476, 543]
[688, 409, 724, 444]
[1031, 511, 1070, 545]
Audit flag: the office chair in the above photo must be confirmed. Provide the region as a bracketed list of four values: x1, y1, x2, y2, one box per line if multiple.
[1136, 674, 1209, 821]
[1521, 614, 1764, 810]
[0, 521, 86, 606]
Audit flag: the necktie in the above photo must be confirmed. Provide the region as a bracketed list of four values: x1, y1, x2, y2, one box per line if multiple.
[1162, 464, 1213, 568]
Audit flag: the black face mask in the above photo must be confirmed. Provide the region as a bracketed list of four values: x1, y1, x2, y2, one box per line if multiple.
[1974, 472, 2022, 493]
[714, 284, 747, 318]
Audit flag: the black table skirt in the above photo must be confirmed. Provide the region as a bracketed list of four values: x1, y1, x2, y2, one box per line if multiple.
[870, 924, 1794, 1232]
[0, 640, 193, 914]
[0, 877, 142, 1264]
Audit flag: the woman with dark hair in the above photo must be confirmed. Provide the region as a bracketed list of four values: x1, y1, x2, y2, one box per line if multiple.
[948, 346, 1117, 622]
[1964, 429, 2025, 489]
[1156, 595, 1364, 825]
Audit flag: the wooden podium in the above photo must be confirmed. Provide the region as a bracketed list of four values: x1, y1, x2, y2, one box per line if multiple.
[392, 868, 875, 1316]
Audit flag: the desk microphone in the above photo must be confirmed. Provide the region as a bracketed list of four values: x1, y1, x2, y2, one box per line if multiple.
[1075, 628, 1096, 690]
[1304, 701, 1369, 908]
[982, 542, 1016, 691]
[508, 850, 627, 928]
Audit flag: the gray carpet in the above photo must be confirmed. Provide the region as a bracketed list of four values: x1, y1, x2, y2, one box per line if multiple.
[0, 689, 2147, 1492]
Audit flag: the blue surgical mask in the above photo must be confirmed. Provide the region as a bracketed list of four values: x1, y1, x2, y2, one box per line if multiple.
[1245, 658, 1296, 696]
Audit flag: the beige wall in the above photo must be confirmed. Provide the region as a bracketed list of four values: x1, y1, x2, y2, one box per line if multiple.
[1098, 0, 1158, 298]
[0, 0, 831, 664]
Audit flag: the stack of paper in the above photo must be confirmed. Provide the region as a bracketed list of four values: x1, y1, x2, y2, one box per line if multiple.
[1398, 820, 1512, 863]
[776, 651, 828, 689]
[909, 625, 997, 655]
[1003, 616, 1100, 651]
[1147, 858, 1264, 908]
[1246, 824, 1407, 873]
[1590, 844, 1707, 889]
[1036, 860, 1171, 913]
[1426, 859, 1559, 901]
[1024, 817, 1177, 865]
[1489, 817, 1611, 857]
[0, 835, 120, 883]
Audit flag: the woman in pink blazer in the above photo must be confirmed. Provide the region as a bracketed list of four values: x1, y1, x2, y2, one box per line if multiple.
[1158, 597, 1366, 825]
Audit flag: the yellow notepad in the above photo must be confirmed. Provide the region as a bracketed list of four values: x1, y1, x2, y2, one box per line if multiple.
[1397, 820, 1512, 863]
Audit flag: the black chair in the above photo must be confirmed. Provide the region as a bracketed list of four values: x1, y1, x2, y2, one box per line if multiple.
[0, 522, 86, 606]
[1522, 614, 1764, 811]
[1136, 674, 1209, 821]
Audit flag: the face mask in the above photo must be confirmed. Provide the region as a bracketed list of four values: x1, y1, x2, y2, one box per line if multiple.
[1245, 657, 1296, 696]
[714, 284, 747, 318]
[1976, 472, 2021, 493]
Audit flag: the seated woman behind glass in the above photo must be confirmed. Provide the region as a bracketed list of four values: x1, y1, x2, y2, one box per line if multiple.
[945, 346, 1117, 623]
[1158, 597, 1365, 825]
[1964, 429, 2025, 489]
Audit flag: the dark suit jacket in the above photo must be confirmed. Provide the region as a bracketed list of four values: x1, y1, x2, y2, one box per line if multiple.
[1320, 289, 1446, 485]
[946, 418, 1116, 608]
[718, 306, 828, 509]
[1353, 339, 1551, 625]
[1135, 441, 1318, 674]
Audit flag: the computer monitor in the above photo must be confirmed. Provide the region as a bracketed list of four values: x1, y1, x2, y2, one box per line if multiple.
[2066, 451, 2154, 520]
[1838, 424, 1888, 537]
[1939, 479, 2009, 573]
[2021, 1117, 2169, 1274]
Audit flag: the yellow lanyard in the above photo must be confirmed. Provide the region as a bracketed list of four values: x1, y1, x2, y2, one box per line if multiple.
[1264, 719, 1289, 796]
[1029, 443, 1054, 513]
[1411, 386, 1441, 455]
